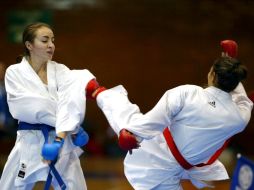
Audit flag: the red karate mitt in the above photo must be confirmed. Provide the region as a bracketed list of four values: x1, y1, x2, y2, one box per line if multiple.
[86, 79, 106, 100]
[220, 40, 238, 58]
[118, 129, 139, 154]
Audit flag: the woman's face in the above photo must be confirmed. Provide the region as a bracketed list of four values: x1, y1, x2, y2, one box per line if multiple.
[26, 26, 55, 62]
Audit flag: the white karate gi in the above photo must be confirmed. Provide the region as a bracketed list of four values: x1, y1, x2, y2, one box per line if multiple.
[0, 57, 95, 190]
[96, 83, 253, 190]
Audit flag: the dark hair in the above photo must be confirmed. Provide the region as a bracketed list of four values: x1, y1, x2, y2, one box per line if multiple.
[213, 57, 247, 92]
[16, 22, 52, 63]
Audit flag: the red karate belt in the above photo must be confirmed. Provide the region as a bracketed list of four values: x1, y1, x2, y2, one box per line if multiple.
[163, 127, 230, 170]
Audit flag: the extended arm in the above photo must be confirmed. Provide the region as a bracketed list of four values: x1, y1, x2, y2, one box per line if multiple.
[97, 85, 184, 139]
[221, 40, 253, 124]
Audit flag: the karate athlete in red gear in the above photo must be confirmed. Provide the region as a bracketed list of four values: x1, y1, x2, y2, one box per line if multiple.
[94, 40, 253, 190]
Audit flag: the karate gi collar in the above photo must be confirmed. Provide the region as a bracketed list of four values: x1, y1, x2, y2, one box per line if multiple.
[20, 57, 57, 99]
[20, 57, 47, 82]
[204, 86, 232, 100]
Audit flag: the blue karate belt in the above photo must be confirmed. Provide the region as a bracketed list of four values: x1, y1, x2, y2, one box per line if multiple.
[18, 122, 66, 190]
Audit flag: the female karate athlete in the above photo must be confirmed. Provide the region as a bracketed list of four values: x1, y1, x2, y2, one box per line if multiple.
[94, 40, 253, 190]
[0, 22, 101, 189]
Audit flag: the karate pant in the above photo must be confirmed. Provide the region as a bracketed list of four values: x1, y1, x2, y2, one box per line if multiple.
[124, 133, 228, 190]
[0, 150, 86, 190]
